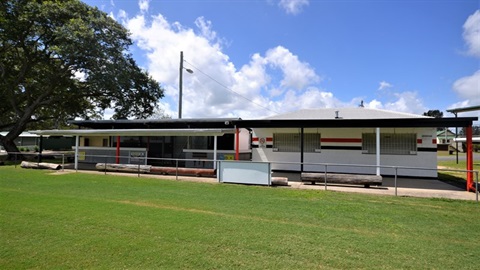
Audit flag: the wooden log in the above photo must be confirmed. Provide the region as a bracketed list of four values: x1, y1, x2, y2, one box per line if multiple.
[150, 166, 216, 177]
[301, 173, 382, 187]
[21, 161, 62, 170]
[271, 177, 288, 186]
[95, 163, 151, 173]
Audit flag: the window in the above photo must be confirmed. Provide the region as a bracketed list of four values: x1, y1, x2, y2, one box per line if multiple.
[362, 133, 417, 155]
[273, 133, 320, 152]
[304, 133, 321, 152]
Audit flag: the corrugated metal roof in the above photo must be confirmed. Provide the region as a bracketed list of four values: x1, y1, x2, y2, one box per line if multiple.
[0, 132, 40, 137]
[266, 108, 430, 120]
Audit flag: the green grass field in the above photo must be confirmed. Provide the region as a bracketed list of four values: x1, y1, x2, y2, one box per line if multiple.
[1, 166, 479, 269]
[437, 151, 480, 186]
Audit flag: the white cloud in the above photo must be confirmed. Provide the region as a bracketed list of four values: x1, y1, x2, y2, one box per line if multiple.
[452, 70, 480, 105]
[444, 10, 480, 123]
[123, 11, 324, 118]
[265, 46, 320, 89]
[139, 0, 149, 13]
[364, 99, 383, 109]
[278, 0, 310, 15]
[378, 81, 393, 90]
[195, 17, 218, 42]
[463, 10, 480, 57]
[110, 1, 429, 120]
[117, 9, 128, 22]
[383, 91, 427, 114]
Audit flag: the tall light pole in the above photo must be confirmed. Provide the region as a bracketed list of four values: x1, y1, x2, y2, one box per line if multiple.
[179, 51, 193, 119]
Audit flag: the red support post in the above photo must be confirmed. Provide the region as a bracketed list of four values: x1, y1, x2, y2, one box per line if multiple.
[116, 136, 120, 164]
[466, 125, 474, 192]
[235, 128, 240, 161]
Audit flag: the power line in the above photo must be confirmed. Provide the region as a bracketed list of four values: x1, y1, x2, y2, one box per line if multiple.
[183, 59, 279, 115]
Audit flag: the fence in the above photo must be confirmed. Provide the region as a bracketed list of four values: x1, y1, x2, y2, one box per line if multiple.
[4, 152, 479, 202]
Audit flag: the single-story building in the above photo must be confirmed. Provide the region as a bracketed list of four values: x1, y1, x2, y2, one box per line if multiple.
[29, 107, 478, 191]
[248, 108, 438, 177]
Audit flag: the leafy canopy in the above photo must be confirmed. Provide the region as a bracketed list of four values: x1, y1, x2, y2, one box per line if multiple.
[0, 0, 164, 135]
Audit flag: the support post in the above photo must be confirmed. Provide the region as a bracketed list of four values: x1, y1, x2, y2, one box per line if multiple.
[74, 135, 79, 170]
[300, 128, 304, 172]
[235, 127, 240, 160]
[213, 135, 218, 169]
[376, 127, 381, 176]
[116, 136, 120, 164]
[37, 135, 43, 163]
[455, 126, 459, 164]
[466, 125, 474, 192]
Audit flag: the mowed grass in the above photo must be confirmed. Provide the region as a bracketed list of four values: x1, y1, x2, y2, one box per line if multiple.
[1, 167, 479, 269]
[437, 151, 480, 185]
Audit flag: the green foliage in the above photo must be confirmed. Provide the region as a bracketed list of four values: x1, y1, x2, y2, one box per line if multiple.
[459, 126, 480, 136]
[1, 167, 479, 269]
[422, 109, 443, 118]
[0, 0, 164, 152]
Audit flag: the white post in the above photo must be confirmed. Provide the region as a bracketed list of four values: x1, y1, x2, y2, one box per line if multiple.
[74, 135, 79, 170]
[376, 127, 380, 176]
[213, 135, 218, 169]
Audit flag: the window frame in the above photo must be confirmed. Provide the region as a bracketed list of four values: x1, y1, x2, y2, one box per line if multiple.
[362, 133, 417, 155]
[272, 132, 321, 153]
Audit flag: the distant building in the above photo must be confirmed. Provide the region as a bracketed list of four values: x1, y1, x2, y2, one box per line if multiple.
[0, 132, 74, 151]
[436, 129, 456, 151]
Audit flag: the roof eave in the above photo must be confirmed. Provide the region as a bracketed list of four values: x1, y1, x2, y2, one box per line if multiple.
[232, 117, 478, 128]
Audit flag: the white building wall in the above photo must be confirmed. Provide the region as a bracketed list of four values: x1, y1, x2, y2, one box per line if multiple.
[252, 127, 437, 178]
[238, 128, 251, 151]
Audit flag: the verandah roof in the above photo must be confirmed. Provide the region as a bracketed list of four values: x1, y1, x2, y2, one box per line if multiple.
[29, 129, 236, 137]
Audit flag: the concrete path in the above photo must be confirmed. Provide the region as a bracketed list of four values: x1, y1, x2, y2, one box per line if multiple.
[57, 169, 479, 202]
[289, 177, 478, 201]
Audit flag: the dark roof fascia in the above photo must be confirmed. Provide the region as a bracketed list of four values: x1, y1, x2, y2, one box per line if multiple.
[69, 117, 477, 130]
[69, 118, 240, 129]
[231, 117, 478, 129]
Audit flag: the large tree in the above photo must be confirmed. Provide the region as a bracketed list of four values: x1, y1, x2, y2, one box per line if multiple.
[0, 0, 164, 154]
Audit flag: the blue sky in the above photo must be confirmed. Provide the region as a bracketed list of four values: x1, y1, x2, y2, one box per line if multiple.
[81, 0, 480, 120]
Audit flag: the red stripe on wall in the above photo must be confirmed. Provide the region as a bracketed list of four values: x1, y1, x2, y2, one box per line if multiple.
[321, 138, 362, 143]
[252, 137, 273, 142]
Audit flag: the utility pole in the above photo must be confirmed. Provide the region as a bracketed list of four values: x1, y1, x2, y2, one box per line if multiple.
[178, 51, 193, 119]
[179, 51, 184, 119]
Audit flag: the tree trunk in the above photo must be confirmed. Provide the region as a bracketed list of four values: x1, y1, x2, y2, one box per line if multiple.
[0, 135, 22, 160]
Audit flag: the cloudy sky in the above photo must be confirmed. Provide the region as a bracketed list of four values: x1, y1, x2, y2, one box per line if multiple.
[82, 0, 479, 120]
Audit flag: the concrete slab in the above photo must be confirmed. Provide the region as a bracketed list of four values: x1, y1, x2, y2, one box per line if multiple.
[287, 177, 478, 201]
[55, 169, 479, 202]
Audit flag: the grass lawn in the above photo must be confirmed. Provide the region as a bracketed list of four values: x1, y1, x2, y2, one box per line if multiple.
[1, 166, 480, 269]
[437, 152, 480, 186]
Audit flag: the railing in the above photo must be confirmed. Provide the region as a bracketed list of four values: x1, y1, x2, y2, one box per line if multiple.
[3, 152, 478, 202]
